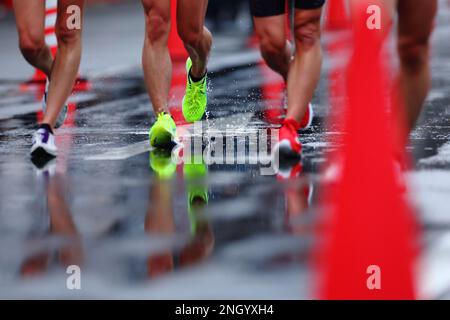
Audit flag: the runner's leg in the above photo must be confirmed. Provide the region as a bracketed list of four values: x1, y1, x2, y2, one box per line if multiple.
[396, 0, 437, 137]
[177, 0, 212, 79]
[286, 7, 323, 123]
[142, 0, 172, 115]
[253, 15, 293, 81]
[13, 0, 53, 78]
[42, 0, 86, 129]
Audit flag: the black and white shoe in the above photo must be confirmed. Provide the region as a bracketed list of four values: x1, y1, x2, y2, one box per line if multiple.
[30, 127, 57, 158]
[42, 79, 68, 129]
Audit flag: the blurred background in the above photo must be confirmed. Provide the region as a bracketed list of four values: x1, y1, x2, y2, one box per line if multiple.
[0, 0, 258, 81]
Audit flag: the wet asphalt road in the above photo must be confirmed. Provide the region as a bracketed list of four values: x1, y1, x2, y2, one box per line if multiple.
[0, 4, 450, 299]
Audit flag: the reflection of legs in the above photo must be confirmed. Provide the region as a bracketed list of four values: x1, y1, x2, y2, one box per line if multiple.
[177, 0, 212, 79]
[285, 182, 312, 234]
[253, 15, 293, 81]
[142, 0, 172, 115]
[47, 174, 83, 266]
[20, 173, 81, 276]
[42, 0, 85, 129]
[20, 252, 50, 277]
[180, 160, 213, 266]
[396, 0, 437, 142]
[286, 8, 322, 123]
[13, 0, 53, 78]
[145, 180, 175, 278]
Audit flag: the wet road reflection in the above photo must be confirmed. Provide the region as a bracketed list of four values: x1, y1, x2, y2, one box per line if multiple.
[20, 162, 84, 278]
[146, 150, 213, 278]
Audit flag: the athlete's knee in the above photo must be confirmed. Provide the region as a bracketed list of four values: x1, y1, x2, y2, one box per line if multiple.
[18, 29, 45, 57]
[144, 9, 170, 44]
[398, 36, 430, 72]
[259, 35, 286, 60]
[294, 11, 321, 50]
[56, 25, 81, 46]
[178, 23, 204, 48]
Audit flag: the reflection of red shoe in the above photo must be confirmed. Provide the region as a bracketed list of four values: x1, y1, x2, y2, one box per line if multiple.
[275, 118, 302, 160]
[299, 103, 314, 130]
[277, 162, 303, 180]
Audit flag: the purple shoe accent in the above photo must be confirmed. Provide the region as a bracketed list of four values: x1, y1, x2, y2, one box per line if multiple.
[39, 129, 50, 144]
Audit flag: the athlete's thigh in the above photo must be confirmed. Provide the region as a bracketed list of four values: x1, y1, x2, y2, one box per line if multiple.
[141, 0, 170, 18]
[292, 0, 324, 42]
[293, 7, 322, 28]
[13, 0, 46, 38]
[250, 0, 287, 45]
[253, 14, 287, 46]
[294, 0, 325, 11]
[56, 0, 86, 34]
[250, 0, 285, 18]
[397, 0, 437, 43]
[177, 0, 209, 30]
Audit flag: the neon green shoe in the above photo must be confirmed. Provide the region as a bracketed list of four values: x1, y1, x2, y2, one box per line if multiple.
[149, 149, 177, 179]
[149, 112, 177, 148]
[182, 58, 207, 123]
[184, 158, 208, 234]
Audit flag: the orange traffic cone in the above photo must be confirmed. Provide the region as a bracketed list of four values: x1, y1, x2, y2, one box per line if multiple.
[325, 0, 350, 31]
[316, 0, 417, 299]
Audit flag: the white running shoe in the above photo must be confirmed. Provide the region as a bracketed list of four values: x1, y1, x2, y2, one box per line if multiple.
[42, 79, 68, 129]
[30, 127, 57, 158]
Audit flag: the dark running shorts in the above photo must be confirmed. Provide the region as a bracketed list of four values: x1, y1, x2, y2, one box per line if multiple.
[250, 0, 326, 17]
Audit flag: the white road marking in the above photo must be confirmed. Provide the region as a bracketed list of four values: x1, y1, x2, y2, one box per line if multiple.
[84, 113, 258, 161]
[0, 101, 41, 120]
[84, 140, 150, 161]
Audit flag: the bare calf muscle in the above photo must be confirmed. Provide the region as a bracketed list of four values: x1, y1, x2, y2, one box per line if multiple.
[43, 0, 85, 129]
[395, 0, 437, 140]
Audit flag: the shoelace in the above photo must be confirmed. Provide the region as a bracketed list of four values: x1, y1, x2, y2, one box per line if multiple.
[154, 113, 175, 135]
[186, 80, 205, 112]
[32, 131, 45, 144]
[157, 113, 166, 122]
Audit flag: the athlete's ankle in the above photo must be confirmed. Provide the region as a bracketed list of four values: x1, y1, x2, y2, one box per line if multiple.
[189, 67, 207, 83]
[283, 118, 301, 130]
[38, 123, 54, 134]
[155, 108, 169, 116]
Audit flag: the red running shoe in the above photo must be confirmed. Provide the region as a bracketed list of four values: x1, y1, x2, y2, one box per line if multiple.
[299, 103, 314, 130]
[274, 118, 302, 160]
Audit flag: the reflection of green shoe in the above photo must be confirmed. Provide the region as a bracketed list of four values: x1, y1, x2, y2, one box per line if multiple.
[149, 149, 176, 179]
[184, 160, 208, 234]
[182, 58, 207, 123]
[149, 113, 177, 148]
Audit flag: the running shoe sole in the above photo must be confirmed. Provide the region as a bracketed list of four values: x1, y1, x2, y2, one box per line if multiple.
[150, 126, 177, 149]
[274, 140, 302, 165]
